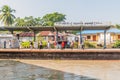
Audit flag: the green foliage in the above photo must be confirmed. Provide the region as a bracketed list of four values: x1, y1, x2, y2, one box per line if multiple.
[15, 16, 42, 26]
[73, 42, 78, 48]
[36, 34, 44, 42]
[42, 12, 66, 26]
[15, 12, 66, 27]
[41, 41, 47, 48]
[42, 21, 54, 26]
[0, 5, 66, 27]
[0, 5, 16, 26]
[21, 41, 30, 48]
[113, 40, 120, 48]
[15, 17, 26, 26]
[116, 24, 120, 29]
[84, 41, 96, 48]
[50, 44, 55, 49]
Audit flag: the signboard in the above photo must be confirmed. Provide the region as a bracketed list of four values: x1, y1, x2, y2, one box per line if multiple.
[55, 22, 111, 26]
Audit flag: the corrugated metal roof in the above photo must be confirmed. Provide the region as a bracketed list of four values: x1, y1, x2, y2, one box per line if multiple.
[76, 28, 120, 34]
[76, 30, 104, 35]
[107, 28, 120, 33]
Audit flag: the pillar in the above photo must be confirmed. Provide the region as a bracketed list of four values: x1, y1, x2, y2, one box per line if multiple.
[33, 31, 36, 42]
[104, 29, 106, 49]
[80, 27, 83, 49]
[80, 31, 82, 44]
[56, 31, 58, 42]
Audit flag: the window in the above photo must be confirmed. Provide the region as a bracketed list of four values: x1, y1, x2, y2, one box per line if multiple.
[87, 36, 91, 39]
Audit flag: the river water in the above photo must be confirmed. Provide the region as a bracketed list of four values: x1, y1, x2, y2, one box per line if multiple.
[0, 60, 119, 80]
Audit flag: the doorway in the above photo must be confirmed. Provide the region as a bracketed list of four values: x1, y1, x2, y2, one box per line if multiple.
[93, 35, 96, 41]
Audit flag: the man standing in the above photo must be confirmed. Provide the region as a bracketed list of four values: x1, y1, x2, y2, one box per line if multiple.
[47, 41, 50, 49]
[39, 41, 42, 49]
[81, 41, 84, 50]
[9, 40, 12, 48]
[4, 40, 6, 49]
[61, 41, 65, 49]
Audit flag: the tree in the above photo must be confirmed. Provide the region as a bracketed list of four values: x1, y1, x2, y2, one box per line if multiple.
[34, 17, 43, 26]
[42, 12, 66, 26]
[0, 5, 16, 26]
[15, 17, 26, 26]
[15, 16, 42, 27]
[116, 24, 120, 29]
[24, 16, 36, 26]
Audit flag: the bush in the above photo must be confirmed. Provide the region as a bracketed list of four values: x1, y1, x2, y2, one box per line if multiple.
[84, 41, 96, 48]
[113, 40, 120, 48]
[21, 41, 30, 48]
[38, 40, 47, 48]
[42, 41, 47, 48]
[50, 44, 55, 49]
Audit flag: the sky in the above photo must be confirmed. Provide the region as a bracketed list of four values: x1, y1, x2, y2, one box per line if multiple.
[0, 0, 120, 24]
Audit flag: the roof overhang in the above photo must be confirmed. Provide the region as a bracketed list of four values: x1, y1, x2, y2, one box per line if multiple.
[0, 25, 112, 32]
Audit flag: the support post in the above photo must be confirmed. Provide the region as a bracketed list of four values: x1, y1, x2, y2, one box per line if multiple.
[80, 27, 83, 49]
[33, 31, 36, 42]
[56, 31, 58, 48]
[104, 29, 106, 49]
[80, 30, 82, 44]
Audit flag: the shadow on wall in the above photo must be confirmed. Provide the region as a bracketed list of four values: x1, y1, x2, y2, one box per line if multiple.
[0, 60, 99, 80]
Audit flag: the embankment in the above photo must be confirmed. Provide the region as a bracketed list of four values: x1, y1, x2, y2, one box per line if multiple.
[0, 49, 119, 60]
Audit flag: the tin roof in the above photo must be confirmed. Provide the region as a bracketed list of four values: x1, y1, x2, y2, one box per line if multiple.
[76, 28, 120, 35]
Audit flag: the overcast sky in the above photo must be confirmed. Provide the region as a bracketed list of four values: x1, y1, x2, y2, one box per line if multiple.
[0, 0, 120, 24]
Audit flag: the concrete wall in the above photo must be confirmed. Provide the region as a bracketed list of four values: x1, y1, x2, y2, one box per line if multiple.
[0, 52, 119, 60]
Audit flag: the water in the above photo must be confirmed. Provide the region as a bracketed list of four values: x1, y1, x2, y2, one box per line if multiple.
[0, 60, 119, 80]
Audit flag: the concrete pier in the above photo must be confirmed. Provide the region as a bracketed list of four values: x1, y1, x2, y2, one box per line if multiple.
[0, 49, 120, 60]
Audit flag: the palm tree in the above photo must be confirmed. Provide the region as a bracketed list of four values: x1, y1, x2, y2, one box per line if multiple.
[0, 5, 16, 26]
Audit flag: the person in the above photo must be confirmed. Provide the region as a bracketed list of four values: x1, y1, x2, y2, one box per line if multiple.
[78, 41, 80, 49]
[70, 41, 74, 49]
[19, 41, 21, 49]
[39, 41, 42, 49]
[4, 40, 6, 49]
[67, 41, 70, 48]
[47, 41, 50, 49]
[54, 41, 57, 49]
[34, 41, 38, 49]
[61, 41, 65, 49]
[9, 40, 12, 48]
[81, 41, 84, 50]
[30, 41, 33, 49]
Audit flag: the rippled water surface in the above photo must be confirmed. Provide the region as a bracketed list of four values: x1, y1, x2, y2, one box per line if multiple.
[0, 60, 119, 80]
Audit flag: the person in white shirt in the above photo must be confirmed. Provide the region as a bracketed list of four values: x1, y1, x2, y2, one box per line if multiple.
[47, 41, 50, 49]
[9, 40, 12, 48]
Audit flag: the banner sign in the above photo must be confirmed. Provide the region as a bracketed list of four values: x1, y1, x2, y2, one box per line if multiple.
[55, 22, 111, 26]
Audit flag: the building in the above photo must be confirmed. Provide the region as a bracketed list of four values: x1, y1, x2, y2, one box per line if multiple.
[76, 28, 120, 45]
[19, 32, 34, 41]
